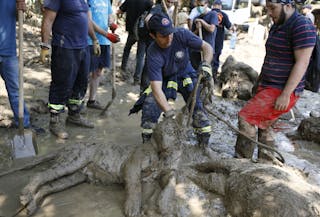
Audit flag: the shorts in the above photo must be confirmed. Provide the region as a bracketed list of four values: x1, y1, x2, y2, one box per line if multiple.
[239, 86, 299, 129]
[89, 45, 111, 72]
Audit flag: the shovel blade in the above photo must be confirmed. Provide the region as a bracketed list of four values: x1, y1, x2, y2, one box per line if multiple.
[12, 131, 37, 159]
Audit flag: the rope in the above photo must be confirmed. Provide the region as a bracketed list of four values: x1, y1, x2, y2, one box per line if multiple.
[204, 105, 285, 164]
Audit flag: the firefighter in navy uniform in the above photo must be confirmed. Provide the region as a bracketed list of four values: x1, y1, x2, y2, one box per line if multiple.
[130, 13, 214, 148]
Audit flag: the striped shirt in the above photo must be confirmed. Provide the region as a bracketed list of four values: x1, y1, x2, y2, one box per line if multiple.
[261, 11, 316, 93]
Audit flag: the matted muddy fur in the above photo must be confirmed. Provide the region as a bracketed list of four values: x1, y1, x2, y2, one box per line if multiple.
[19, 114, 188, 217]
[19, 113, 320, 217]
[297, 117, 320, 143]
[219, 55, 258, 100]
[189, 159, 320, 217]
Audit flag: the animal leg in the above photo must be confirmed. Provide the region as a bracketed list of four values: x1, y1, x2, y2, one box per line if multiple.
[187, 169, 227, 196]
[123, 148, 143, 217]
[20, 149, 91, 207]
[23, 172, 86, 216]
[158, 171, 177, 217]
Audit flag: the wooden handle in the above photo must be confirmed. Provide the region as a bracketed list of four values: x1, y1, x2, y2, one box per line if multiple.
[18, 10, 24, 133]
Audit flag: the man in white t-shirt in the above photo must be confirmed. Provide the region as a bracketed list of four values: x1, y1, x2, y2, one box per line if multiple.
[302, 4, 315, 24]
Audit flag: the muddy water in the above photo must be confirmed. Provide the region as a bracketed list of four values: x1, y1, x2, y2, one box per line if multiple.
[0, 81, 141, 216]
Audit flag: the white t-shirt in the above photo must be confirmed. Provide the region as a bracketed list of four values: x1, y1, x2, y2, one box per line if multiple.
[306, 12, 315, 24]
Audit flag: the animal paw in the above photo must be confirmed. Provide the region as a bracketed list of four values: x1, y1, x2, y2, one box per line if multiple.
[25, 199, 38, 216]
[20, 190, 33, 206]
[124, 197, 141, 217]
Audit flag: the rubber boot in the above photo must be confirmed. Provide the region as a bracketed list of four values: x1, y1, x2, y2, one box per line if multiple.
[142, 133, 152, 143]
[49, 113, 69, 139]
[235, 117, 256, 159]
[66, 113, 94, 128]
[258, 127, 275, 161]
[197, 133, 211, 149]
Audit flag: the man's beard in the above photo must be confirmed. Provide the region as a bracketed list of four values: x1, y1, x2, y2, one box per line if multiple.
[276, 6, 286, 25]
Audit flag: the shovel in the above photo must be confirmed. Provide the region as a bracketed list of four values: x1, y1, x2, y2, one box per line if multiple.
[187, 22, 204, 126]
[12, 10, 37, 159]
[100, 34, 117, 116]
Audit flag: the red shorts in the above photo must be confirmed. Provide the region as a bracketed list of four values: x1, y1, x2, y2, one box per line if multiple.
[239, 87, 299, 129]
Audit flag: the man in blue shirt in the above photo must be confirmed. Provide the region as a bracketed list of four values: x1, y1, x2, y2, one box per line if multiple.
[235, 0, 316, 161]
[87, 0, 114, 110]
[41, 0, 100, 139]
[131, 13, 214, 148]
[212, 0, 232, 80]
[190, 0, 218, 70]
[0, 0, 31, 128]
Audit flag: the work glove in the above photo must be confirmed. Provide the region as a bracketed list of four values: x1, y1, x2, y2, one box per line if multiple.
[198, 62, 214, 104]
[106, 33, 120, 43]
[198, 61, 212, 80]
[163, 109, 176, 119]
[93, 39, 101, 56]
[40, 48, 50, 64]
[109, 23, 118, 32]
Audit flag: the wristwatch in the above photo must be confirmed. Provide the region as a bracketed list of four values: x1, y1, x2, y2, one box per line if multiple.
[39, 42, 51, 49]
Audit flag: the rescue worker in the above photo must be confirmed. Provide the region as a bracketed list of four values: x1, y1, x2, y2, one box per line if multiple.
[130, 13, 214, 148]
[40, 0, 101, 139]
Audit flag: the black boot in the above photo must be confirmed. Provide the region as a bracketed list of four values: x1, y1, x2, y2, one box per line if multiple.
[197, 133, 211, 149]
[142, 133, 152, 143]
[49, 113, 68, 139]
[235, 117, 257, 159]
[66, 113, 94, 128]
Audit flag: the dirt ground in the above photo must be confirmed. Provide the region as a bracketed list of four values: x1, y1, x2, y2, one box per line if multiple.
[0, 18, 319, 217]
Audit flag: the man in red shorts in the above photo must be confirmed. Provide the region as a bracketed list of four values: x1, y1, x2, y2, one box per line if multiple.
[235, 0, 316, 160]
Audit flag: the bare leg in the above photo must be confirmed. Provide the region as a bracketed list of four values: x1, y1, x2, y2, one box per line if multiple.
[88, 68, 103, 101]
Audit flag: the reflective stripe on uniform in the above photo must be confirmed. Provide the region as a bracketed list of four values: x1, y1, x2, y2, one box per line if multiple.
[142, 128, 153, 134]
[68, 99, 82, 105]
[143, 86, 152, 95]
[167, 81, 178, 90]
[183, 77, 192, 87]
[194, 125, 212, 133]
[48, 103, 64, 111]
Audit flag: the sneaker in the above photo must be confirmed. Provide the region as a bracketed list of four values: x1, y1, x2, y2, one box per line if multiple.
[3, 122, 45, 135]
[87, 100, 104, 110]
[28, 124, 46, 135]
[66, 113, 94, 128]
[120, 69, 131, 81]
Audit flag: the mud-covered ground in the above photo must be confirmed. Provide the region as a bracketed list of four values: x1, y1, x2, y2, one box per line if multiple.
[0, 18, 319, 217]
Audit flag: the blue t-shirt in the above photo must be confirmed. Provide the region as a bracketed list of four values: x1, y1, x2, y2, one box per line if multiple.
[192, 11, 218, 50]
[44, 0, 89, 49]
[147, 28, 202, 81]
[212, 8, 231, 52]
[0, 1, 16, 56]
[261, 11, 316, 93]
[88, 0, 112, 45]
